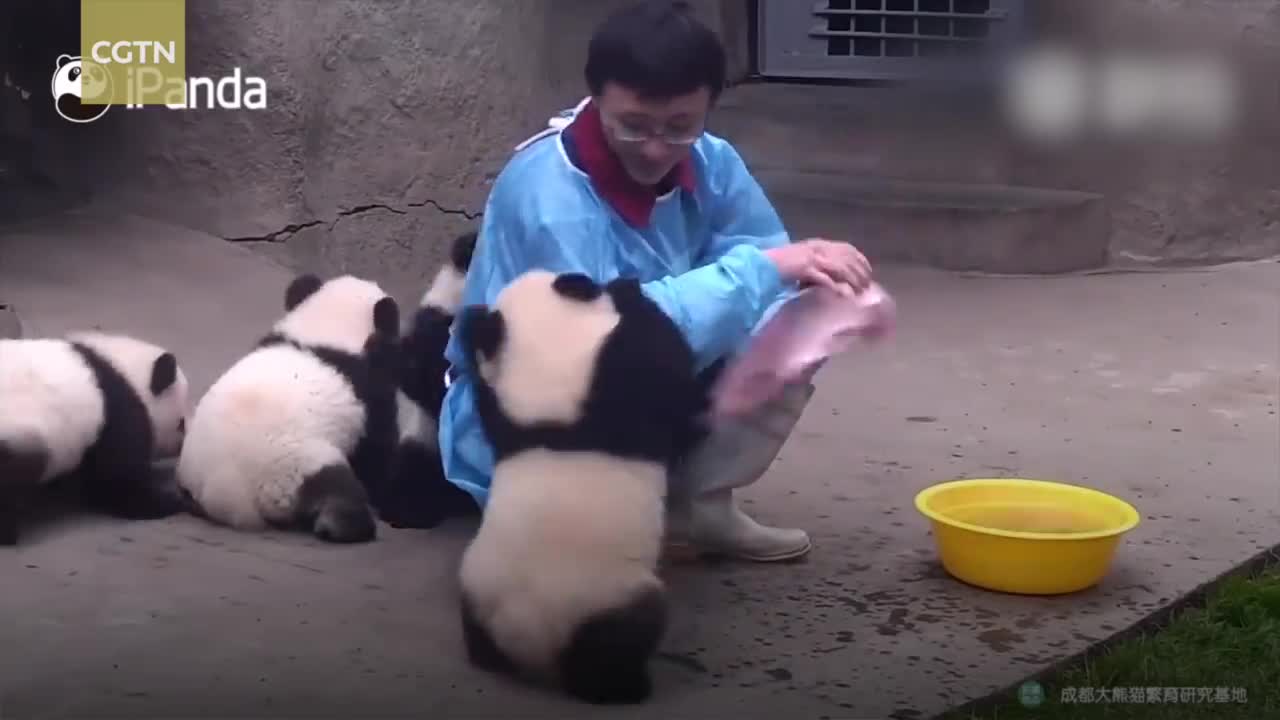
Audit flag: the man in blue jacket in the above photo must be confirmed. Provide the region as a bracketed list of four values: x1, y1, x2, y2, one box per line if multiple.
[438, 0, 872, 562]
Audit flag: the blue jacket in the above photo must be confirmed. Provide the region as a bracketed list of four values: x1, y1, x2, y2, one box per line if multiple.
[438, 107, 795, 506]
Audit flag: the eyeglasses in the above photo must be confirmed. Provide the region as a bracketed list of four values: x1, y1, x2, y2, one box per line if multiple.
[600, 110, 704, 146]
[611, 126, 703, 146]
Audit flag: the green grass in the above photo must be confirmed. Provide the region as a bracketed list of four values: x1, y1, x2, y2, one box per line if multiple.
[941, 555, 1280, 720]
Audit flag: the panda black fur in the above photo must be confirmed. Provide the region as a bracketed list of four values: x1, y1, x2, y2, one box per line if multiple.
[176, 273, 402, 543]
[0, 331, 191, 545]
[400, 230, 476, 419]
[455, 269, 708, 705]
[375, 231, 482, 529]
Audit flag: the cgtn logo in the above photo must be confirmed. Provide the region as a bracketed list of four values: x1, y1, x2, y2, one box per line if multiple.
[51, 55, 112, 124]
[87, 40, 269, 111]
[51, 41, 269, 123]
[122, 65, 269, 112]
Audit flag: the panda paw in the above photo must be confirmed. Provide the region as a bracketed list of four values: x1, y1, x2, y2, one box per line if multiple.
[563, 668, 653, 705]
[89, 483, 187, 520]
[364, 334, 403, 381]
[312, 502, 378, 543]
[378, 443, 479, 530]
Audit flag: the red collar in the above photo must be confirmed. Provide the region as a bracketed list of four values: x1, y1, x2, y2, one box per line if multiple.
[566, 101, 696, 228]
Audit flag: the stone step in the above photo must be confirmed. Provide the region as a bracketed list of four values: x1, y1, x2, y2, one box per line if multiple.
[712, 82, 1112, 274]
[711, 81, 1016, 186]
[755, 171, 1111, 274]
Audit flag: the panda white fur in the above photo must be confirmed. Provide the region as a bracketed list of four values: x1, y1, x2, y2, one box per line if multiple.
[175, 273, 401, 543]
[455, 269, 708, 704]
[0, 331, 190, 544]
[375, 231, 483, 529]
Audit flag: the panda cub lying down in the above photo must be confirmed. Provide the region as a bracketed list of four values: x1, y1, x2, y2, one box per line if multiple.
[175, 272, 403, 543]
[175, 232, 479, 543]
[0, 331, 191, 545]
[455, 269, 709, 705]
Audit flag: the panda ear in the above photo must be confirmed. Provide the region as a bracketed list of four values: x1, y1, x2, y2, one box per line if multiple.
[460, 305, 504, 362]
[372, 297, 400, 336]
[56, 54, 74, 69]
[602, 277, 646, 309]
[451, 231, 478, 272]
[553, 273, 602, 302]
[150, 352, 179, 396]
[284, 274, 324, 311]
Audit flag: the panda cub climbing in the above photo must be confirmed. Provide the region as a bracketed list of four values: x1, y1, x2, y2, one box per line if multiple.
[176, 273, 402, 543]
[455, 269, 708, 704]
[399, 230, 476, 421]
[0, 331, 191, 545]
[375, 230, 481, 529]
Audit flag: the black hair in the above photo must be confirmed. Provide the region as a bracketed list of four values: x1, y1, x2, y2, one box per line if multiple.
[584, 0, 728, 102]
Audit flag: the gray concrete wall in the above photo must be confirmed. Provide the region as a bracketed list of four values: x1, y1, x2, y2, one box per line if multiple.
[715, 0, 1280, 265]
[1006, 0, 1280, 263]
[3, 0, 739, 299]
[3, 0, 1275, 288]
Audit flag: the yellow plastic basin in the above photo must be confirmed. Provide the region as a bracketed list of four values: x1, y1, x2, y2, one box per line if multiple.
[914, 478, 1141, 595]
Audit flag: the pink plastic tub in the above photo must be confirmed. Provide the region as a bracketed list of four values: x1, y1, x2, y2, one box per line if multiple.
[711, 282, 896, 418]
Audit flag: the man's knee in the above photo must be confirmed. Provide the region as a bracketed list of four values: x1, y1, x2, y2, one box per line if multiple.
[693, 353, 820, 425]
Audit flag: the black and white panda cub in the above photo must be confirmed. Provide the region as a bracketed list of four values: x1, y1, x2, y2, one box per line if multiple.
[455, 269, 708, 705]
[175, 273, 401, 543]
[376, 231, 481, 529]
[0, 331, 191, 545]
[400, 230, 476, 423]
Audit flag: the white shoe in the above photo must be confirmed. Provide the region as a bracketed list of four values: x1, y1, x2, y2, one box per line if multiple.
[665, 381, 816, 563]
[667, 489, 812, 562]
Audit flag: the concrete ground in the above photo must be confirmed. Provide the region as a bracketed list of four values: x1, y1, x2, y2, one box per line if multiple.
[1, 207, 1277, 720]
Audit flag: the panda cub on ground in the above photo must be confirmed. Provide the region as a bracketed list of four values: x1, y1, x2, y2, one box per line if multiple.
[375, 231, 481, 529]
[0, 331, 190, 545]
[176, 273, 401, 543]
[456, 269, 708, 705]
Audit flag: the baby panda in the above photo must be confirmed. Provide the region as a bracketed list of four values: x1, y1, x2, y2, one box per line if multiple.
[455, 269, 708, 705]
[0, 331, 190, 545]
[175, 273, 401, 543]
[400, 230, 477, 420]
[375, 230, 482, 530]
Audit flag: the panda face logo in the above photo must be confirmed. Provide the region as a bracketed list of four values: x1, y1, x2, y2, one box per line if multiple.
[51, 54, 112, 124]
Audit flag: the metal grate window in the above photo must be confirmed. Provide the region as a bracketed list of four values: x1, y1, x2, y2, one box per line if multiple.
[756, 0, 1026, 81]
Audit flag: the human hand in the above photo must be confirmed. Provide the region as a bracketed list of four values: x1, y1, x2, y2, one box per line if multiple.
[764, 238, 872, 297]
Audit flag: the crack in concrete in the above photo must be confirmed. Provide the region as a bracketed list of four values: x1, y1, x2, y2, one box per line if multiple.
[223, 198, 480, 243]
